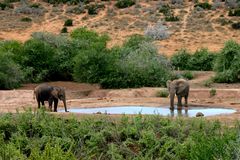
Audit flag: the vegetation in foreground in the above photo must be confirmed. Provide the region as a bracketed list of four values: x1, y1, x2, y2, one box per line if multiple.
[0, 110, 239, 159]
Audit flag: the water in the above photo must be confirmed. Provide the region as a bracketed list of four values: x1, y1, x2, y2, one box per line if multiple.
[59, 106, 236, 117]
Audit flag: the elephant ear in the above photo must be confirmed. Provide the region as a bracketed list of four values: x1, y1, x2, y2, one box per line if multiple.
[51, 88, 59, 99]
[166, 80, 171, 91]
[176, 82, 186, 94]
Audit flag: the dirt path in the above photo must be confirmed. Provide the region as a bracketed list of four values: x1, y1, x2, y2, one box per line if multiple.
[0, 72, 240, 122]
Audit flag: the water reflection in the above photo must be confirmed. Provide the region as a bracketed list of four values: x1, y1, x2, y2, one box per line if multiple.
[59, 106, 236, 117]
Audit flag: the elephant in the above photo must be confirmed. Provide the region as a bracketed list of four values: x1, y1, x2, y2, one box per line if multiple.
[34, 84, 68, 112]
[166, 79, 190, 110]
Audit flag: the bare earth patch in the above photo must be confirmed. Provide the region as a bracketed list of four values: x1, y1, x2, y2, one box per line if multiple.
[0, 72, 240, 123]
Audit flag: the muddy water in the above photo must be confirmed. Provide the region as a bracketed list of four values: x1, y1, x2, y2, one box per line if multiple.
[59, 106, 236, 117]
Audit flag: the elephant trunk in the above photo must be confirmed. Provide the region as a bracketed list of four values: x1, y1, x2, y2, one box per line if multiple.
[170, 92, 175, 110]
[63, 99, 68, 112]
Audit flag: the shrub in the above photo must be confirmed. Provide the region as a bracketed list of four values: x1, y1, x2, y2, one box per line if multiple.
[159, 4, 171, 16]
[30, 3, 40, 8]
[61, 27, 68, 33]
[0, 52, 23, 89]
[20, 39, 56, 82]
[228, 9, 240, 16]
[100, 35, 173, 88]
[0, 110, 239, 159]
[188, 48, 216, 71]
[214, 40, 240, 83]
[232, 22, 240, 29]
[203, 78, 214, 87]
[64, 19, 73, 26]
[0, 2, 7, 10]
[144, 21, 170, 40]
[170, 49, 191, 70]
[87, 4, 98, 15]
[156, 89, 169, 97]
[194, 2, 212, 9]
[115, 0, 135, 9]
[181, 71, 194, 80]
[165, 15, 179, 22]
[21, 17, 32, 22]
[210, 88, 216, 97]
[225, 0, 240, 9]
[31, 32, 79, 80]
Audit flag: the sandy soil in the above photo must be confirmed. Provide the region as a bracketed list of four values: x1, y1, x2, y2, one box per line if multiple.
[0, 1, 239, 56]
[0, 72, 240, 122]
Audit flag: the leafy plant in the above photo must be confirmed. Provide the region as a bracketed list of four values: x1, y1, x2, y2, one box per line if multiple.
[170, 49, 191, 70]
[144, 21, 170, 40]
[61, 27, 68, 33]
[156, 89, 169, 97]
[21, 17, 32, 22]
[64, 19, 73, 26]
[214, 40, 240, 83]
[115, 0, 135, 8]
[232, 22, 240, 30]
[181, 71, 194, 80]
[194, 2, 212, 10]
[210, 88, 216, 97]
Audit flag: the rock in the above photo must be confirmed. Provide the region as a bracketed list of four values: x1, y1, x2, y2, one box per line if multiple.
[196, 112, 204, 117]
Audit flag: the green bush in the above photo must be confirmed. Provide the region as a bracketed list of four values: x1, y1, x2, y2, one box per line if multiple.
[170, 49, 191, 70]
[20, 39, 56, 82]
[64, 19, 73, 26]
[87, 4, 98, 15]
[156, 89, 169, 97]
[0, 2, 7, 10]
[210, 88, 216, 97]
[194, 2, 212, 10]
[165, 15, 179, 22]
[61, 27, 68, 33]
[214, 40, 240, 83]
[188, 48, 216, 71]
[228, 9, 240, 16]
[0, 52, 23, 89]
[0, 110, 239, 159]
[159, 4, 171, 16]
[21, 17, 32, 22]
[171, 49, 216, 71]
[100, 35, 173, 88]
[115, 0, 135, 8]
[181, 71, 194, 80]
[232, 22, 240, 30]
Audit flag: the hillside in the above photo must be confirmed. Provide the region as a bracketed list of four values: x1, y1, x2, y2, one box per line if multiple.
[0, 0, 239, 56]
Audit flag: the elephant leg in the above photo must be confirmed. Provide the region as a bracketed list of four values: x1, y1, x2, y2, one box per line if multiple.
[37, 100, 41, 109]
[48, 99, 53, 112]
[184, 95, 188, 107]
[177, 95, 182, 109]
[53, 99, 58, 112]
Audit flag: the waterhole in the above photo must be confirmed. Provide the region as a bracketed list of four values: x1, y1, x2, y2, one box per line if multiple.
[59, 106, 236, 117]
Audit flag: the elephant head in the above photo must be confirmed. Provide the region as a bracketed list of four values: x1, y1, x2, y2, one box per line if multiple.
[166, 79, 190, 110]
[51, 87, 68, 112]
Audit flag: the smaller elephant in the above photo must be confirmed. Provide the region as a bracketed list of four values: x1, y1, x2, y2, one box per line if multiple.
[167, 79, 190, 110]
[34, 84, 68, 112]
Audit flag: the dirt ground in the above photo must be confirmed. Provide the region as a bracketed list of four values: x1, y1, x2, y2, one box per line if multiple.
[0, 71, 240, 122]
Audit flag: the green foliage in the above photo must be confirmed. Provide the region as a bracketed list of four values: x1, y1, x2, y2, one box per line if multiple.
[64, 19, 73, 26]
[0, 110, 239, 159]
[229, 8, 240, 16]
[87, 4, 100, 15]
[171, 48, 216, 71]
[170, 49, 191, 70]
[0, 52, 23, 89]
[20, 39, 56, 82]
[100, 35, 173, 88]
[21, 17, 32, 22]
[115, 0, 135, 8]
[232, 22, 240, 30]
[30, 3, 41, 8]
[61, 27, 68, 33]
[194, 2, 212, 9]
[181, 71, 194, 80]
[203, 78, 214, 87]
[0, 41, 24, 89]
[214, 40, 240, 83]
[188, 48, 216, 71]
[156, 89, 169, 97]
[210, 88, 216, 97]
[42, 0, 89, 5]
[159, 4, 171, 16]
[165, 15, 179, 22]
[0, 2, 7, 10]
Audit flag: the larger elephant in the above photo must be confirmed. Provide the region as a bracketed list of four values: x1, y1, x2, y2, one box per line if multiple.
[166, 79, 190, 110]
[34, 84, 68, 112]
